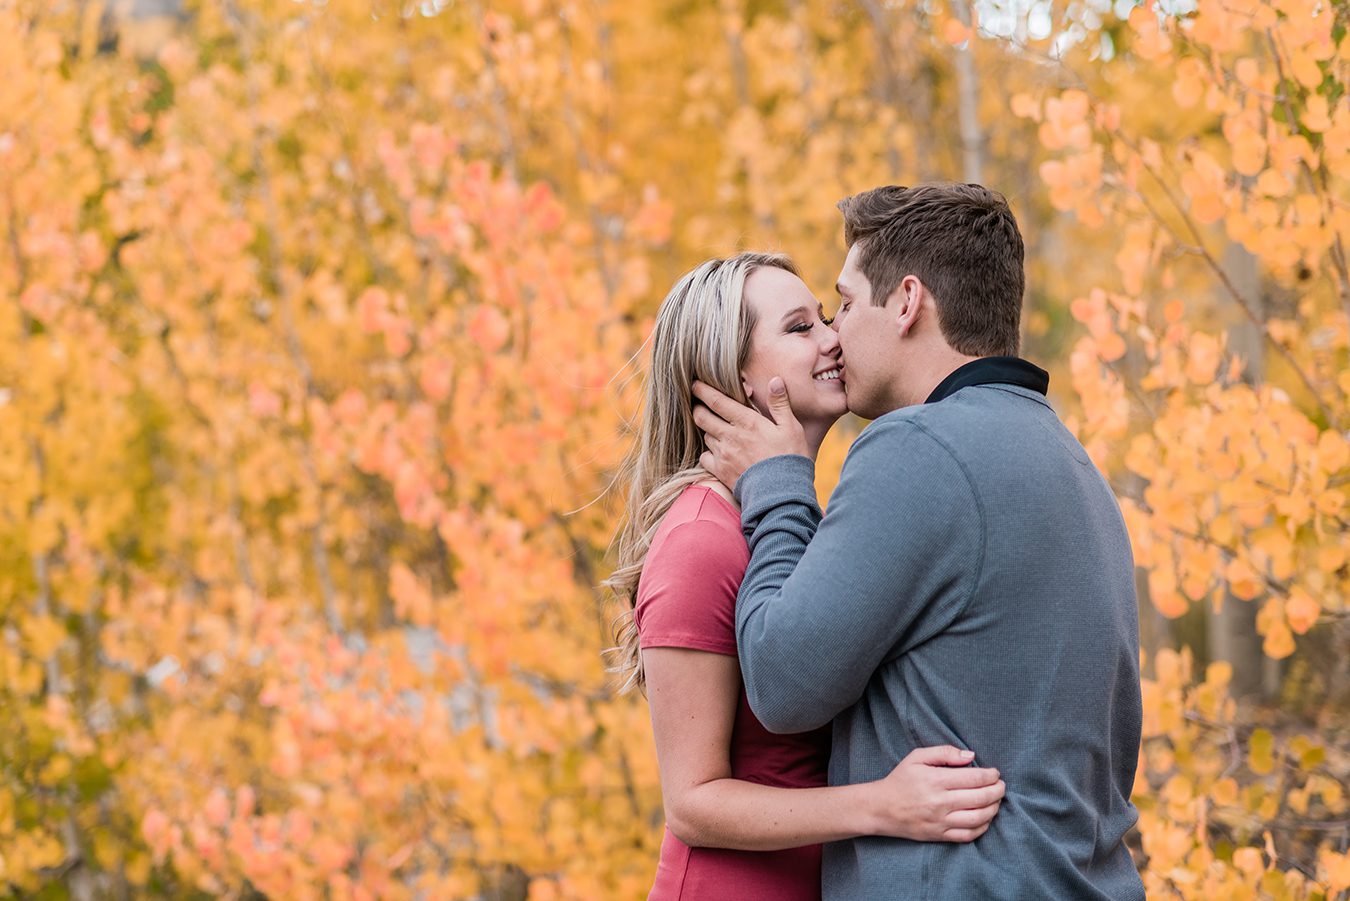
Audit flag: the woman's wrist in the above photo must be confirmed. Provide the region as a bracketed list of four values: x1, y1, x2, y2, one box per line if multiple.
[846, 780, 887, 837]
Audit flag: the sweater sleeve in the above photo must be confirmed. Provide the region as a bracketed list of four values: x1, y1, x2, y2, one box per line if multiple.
[733, 419, 984, 733]
[635, 519, 745, 657]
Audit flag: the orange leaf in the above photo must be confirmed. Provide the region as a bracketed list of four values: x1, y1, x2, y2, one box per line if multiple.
[942, 17, 972, 45]
[1289, 51, 1322, 89]
[468, 305, 511, 352]
[1285, 588, 1320, 635]
[1185, 333, 1221, 385]
[1232, 132, 1266, 177]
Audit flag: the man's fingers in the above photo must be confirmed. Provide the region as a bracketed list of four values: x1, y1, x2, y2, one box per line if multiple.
[691, 403, 730, 438]
[698, 451, 716, 473]
[764, 376, 794, 425]
[692, 380, 750, 425]
[935, 765, 1000, 790]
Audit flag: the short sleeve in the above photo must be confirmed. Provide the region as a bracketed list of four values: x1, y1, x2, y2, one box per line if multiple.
[635, 519, 747, 656]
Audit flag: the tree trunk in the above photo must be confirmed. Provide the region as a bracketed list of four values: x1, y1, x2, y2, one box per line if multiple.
[949, 0, 984, 184]
[1207, 240, 1280, 699]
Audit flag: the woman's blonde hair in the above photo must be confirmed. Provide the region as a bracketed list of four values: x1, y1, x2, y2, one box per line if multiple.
[606, 252, 798, 693]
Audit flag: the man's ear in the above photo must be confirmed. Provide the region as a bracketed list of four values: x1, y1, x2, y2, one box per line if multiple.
[894, 274, 924, 340]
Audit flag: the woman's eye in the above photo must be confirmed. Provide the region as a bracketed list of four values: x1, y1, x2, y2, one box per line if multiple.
[790, 322, 812, 334]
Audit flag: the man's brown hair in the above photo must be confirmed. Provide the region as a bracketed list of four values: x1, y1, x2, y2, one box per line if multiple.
[837, 184, 1024, 357]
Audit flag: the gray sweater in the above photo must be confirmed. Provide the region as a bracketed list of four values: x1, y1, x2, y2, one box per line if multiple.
[734, 383, 1144, 900]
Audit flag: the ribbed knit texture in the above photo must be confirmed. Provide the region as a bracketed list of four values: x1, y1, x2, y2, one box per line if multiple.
[734, 384, 1144, 900]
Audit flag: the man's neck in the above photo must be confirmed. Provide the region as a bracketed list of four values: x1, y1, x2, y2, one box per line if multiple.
[903, 351, 983, 407]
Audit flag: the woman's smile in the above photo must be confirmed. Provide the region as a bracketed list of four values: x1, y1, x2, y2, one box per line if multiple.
[813, 364, 844, 384]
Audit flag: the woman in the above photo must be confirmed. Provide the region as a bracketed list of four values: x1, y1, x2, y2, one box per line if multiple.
[608, 253, 1005, 900]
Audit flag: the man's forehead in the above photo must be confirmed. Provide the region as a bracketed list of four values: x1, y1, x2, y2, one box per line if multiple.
[835, 262, 863, 293]
[836, 244, 865, 286]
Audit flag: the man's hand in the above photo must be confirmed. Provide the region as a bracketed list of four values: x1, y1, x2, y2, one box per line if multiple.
[692, 377, 809, 489]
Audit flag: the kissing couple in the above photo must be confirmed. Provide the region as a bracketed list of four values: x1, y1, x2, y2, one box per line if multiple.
[608, 183, 1145, 900]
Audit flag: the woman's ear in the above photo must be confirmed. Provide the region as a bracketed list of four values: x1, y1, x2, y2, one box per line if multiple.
[741, 372, 754, 401]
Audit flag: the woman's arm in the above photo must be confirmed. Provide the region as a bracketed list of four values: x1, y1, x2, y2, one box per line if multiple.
[645, 647, 1005, 852]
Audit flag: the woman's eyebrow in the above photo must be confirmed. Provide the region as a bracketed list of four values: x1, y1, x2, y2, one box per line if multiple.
[778, 305, 814, 323]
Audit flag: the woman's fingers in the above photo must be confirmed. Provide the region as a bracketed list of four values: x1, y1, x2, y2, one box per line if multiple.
[945, 801, 1001, 830]
[941, 821, 991, 843]
[943, 781, 1007, 812]
[935, 765, 1001, 790]
[904, 745, 974, 767]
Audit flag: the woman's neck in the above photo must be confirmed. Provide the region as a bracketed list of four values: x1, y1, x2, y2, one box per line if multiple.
[802, 419, 832, 461]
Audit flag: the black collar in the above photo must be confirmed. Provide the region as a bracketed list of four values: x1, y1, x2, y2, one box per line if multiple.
[925, 356, 1050, 405]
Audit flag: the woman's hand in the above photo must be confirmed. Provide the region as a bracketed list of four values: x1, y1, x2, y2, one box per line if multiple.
[865, 745, 1006, 842]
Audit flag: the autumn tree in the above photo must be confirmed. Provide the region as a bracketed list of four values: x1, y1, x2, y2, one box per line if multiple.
[1014, 0, 1350, 895]
[4, 0, 1346, 898]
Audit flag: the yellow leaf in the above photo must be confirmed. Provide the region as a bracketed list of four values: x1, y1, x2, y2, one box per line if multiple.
[1303, 95, 1332, 132]
[1232, 131, 1266, 177]
[21, 615, 66, 660]
[1185, 333, 1221, 385]
[1289, 51, 1322, 89]
[1248, 728, 1275, 775]
[1210, 777, 1238, 806]
[1233, 847, 1265, 879]
[1225, 557, 1264, 601]
[1318, 429, 1349, 472]
[1010, 93, 1039, 121]
[1172, 58, 1205, 108]
[1256, 169, 1291, 197]
[1149, 570, 1189, 618]
[1289, 736, 1325, 771]
[1321, 849, 1350, 893]
[1262, 622, 1295, 659]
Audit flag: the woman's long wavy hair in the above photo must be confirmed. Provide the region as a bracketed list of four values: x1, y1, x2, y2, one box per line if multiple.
[605, 252, 798, 694]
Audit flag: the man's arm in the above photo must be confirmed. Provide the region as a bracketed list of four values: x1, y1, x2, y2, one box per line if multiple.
[734, 418, 984, 734]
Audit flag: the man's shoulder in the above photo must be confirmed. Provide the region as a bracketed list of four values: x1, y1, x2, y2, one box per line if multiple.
[868, 386, 1051, 437]
[857, 398, 978, 449]
[845, 407, 972, 484]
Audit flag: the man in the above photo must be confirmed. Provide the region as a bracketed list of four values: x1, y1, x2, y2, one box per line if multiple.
[692, 184, 1144, 899]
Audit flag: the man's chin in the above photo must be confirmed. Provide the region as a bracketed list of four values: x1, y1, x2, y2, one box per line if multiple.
[844, 392, 886, 422]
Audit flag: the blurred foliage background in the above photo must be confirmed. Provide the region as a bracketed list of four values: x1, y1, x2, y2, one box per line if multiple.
[0, 0, 1346, 897]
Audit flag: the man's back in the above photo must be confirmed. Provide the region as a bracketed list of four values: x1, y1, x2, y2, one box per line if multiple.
[734, 383, 1143, 900]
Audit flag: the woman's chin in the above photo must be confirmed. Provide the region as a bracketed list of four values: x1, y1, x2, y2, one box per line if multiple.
[821, 392, 851, 420]
[799, 405, 847, 431]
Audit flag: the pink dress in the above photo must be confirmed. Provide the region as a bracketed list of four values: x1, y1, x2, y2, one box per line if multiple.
[635, 485, 831, 901]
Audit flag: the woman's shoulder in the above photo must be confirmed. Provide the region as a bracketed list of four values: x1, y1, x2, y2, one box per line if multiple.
[636, 484, 747, 652]
[654, 483, 743, 545]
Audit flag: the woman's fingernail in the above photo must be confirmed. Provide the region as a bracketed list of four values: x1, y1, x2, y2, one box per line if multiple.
[960, 750, 974, 760]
